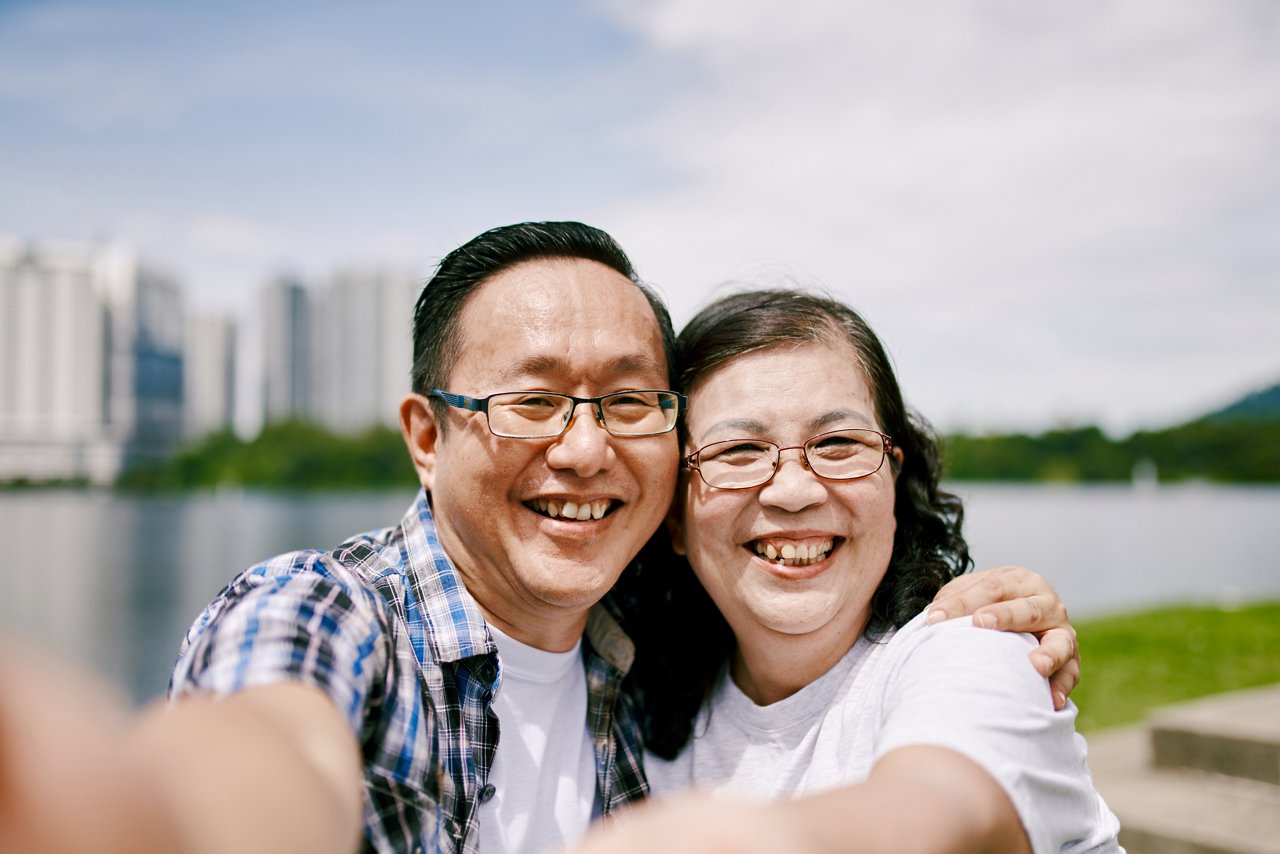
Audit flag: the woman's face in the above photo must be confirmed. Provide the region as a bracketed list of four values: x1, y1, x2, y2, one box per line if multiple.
[674, 339, 901, 648]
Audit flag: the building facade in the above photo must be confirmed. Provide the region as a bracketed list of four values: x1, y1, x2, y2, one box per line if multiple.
[0, 239, 186, 484]
[261, 268, 417, 434]
[184, 313, 236, 438]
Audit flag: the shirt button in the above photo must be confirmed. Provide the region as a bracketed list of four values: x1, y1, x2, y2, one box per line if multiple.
[479, 783, 497, 803]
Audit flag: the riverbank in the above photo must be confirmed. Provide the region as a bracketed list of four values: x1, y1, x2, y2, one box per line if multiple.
[1073, 600, 1280, 732]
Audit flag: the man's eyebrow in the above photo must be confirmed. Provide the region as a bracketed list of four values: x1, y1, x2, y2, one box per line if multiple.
[491, 353, 668, 386]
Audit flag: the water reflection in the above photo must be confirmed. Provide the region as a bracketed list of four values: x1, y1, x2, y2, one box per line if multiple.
[2, 484, 1277, 703]
[0, 488, 417, 701]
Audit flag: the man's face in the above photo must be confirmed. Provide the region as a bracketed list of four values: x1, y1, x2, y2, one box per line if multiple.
[420, 258, 678, 647]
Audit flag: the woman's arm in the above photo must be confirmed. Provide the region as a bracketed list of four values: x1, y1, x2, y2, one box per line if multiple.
[564, 746, 1026, 854]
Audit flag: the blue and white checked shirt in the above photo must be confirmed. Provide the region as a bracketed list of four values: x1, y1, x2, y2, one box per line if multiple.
[170, 490, 649, 853]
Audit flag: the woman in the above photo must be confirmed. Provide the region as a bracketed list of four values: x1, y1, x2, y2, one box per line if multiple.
[582, 289, 1120, 853]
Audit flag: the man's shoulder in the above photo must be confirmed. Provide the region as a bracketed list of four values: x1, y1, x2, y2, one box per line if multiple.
[235, 491, 443, 610]
[179, 499, 427, 645]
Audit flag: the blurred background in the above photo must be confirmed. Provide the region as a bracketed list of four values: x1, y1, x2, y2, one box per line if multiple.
[2, 0, 1278, 703]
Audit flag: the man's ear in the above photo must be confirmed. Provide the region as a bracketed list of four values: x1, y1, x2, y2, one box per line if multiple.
[890, 445, 904, 483]
[400, 393, 442, 491]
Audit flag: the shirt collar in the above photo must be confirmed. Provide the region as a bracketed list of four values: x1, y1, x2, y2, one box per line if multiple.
[399, 489, 496, 664]
[585, 604, 636, 675]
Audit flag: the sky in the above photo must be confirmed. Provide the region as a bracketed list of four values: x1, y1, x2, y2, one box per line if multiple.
[2, 0, 1278, 436]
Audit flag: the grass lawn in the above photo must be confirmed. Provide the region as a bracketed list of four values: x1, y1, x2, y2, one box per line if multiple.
[1071, 600, 1280, 732]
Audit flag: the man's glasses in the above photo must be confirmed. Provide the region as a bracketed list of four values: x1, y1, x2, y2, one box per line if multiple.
[429, 389, 685, 439]
[684, 429, 893, 489]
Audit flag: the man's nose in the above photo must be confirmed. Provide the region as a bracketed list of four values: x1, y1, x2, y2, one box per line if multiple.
[544, 402, 614, 476]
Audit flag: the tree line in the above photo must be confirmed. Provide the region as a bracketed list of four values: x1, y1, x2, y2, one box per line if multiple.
[115, 413, 1279, 490]
[943, 418, 1278, 483]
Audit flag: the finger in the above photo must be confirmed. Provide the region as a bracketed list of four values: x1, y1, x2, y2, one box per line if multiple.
[969, 594, 1071, 634]
[1027, 625, 1078, 676]
[929, 566, 1058, 623]
[1048, 656, 1081, 711]
[931, 567, 1004, 607]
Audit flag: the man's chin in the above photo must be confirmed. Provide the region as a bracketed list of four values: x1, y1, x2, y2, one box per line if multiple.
[524, 561, 623, 608]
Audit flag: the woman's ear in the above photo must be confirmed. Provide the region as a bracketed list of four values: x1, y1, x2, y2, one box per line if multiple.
[665, 486, 687, 556]
[890, 445, 904, 482]
[399, 393, 441, 491]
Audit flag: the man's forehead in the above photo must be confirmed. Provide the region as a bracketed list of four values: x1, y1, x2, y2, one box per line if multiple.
[487, 353, 667, 385]
[450, 258, 670, 387]
[467, 257, 653, 317]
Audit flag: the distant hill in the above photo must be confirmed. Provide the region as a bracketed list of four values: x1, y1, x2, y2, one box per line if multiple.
[1202, 382, 1280, 424]
[942, 380, 1280, 483]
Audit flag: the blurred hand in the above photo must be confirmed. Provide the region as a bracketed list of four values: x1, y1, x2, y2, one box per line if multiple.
[928, 566, 1080, 710]
[562, 792, 811, 854]
[0, 635, 180, 854]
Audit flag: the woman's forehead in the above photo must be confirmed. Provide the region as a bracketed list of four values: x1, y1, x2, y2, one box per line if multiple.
[688, 340, 869, 397]
[685, 341, 878, 440]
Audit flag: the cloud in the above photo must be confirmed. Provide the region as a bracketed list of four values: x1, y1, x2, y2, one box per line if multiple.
[592, 0, 1280, 431]
[3, 0, 1276, 433]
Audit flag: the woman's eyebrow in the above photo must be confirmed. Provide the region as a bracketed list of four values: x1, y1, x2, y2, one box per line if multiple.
[810, 409, 875, 432]
[697, 418, 768, 443]
[696, 409, 876, 445]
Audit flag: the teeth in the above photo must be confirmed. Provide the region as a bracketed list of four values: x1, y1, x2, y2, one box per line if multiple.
[530, 498, 611, 521]
[752, 538, 834, 566]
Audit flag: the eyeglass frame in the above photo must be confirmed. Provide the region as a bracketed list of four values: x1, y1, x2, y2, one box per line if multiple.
[428, 388, 687, 439]
[682, 428, 895, 489]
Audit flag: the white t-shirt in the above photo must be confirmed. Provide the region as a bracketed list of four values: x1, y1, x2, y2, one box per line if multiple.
[646, 613, 1122, 853]
[479, 623, 599, 854]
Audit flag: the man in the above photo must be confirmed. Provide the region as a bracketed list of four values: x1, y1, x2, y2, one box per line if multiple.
[0, 222, 1077, 854]
[167, 222, 678, 853]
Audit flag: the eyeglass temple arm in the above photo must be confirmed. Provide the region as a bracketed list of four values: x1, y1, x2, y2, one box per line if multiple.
[429, 389, 486, 412]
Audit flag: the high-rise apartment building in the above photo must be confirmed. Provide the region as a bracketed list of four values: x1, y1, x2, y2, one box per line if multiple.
[184, 314, 236, 438]
[261, 268, 417, 433]
[0, 239, 185, 484]
[260, 275, 311, 424]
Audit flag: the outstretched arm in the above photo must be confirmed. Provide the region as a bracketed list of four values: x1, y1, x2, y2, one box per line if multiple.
[0, 637, 363, 854]
[928, 565, 1080, 709]
[564, 746, 1027, 854]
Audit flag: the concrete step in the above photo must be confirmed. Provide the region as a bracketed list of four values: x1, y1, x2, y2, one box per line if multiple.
[1086, 687, 1280, 854]
[1150, 685, 1280, 785]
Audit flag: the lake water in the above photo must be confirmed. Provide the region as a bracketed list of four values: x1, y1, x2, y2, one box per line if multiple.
[2, 484, 1277, 702]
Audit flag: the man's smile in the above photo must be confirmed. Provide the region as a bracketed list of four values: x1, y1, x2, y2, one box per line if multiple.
[526, 497, 618, 521]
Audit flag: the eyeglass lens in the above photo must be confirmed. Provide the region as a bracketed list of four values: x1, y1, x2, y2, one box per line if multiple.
[693, 429, 886, 488]
[487, 391, 678, 437]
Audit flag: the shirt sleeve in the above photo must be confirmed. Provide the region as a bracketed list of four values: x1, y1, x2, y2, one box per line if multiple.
[874, 615, 1121, 853]
[169, 552, 389, 736]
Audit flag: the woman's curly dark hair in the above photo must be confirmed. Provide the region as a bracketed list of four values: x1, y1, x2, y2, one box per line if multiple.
[609, 289, 972, 759]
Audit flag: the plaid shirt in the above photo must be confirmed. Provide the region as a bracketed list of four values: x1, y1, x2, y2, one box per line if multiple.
[170, 490, 649, 853]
